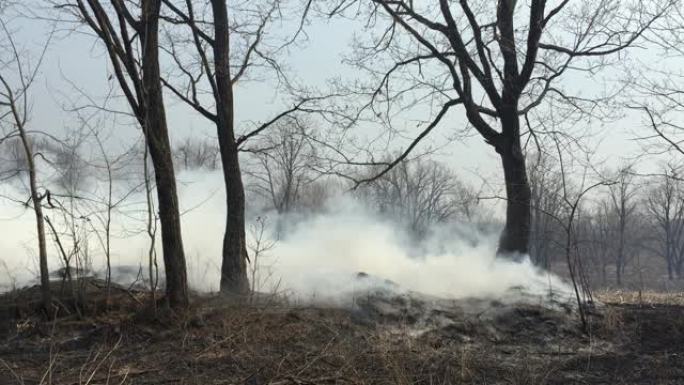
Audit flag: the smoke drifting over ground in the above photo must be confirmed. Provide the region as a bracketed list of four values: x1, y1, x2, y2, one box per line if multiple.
[270, 200, 571, 304]
[0, 171, 571, 304]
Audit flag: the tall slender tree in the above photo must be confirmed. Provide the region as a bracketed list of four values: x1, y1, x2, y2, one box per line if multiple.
[211, 0, 249, 294]
[646, 167, 684, 280]
[69, 0, 189, 308]
[0, 19, 52, 309]
[161, 0, 311, 295]
[607, 166, 638, 286]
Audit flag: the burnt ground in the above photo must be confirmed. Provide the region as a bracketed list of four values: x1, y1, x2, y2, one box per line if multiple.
[1, 280, 684, 385]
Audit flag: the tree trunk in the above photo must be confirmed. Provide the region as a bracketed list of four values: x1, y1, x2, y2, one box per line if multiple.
[497, 129, 531, 256]
[19, 131, 51, 310]
[601, 259, 607, 285]
[212, 0, 250, 295]
[666, 241, 674, 280]
[141, 0, 189, 308]
[616, 252, 623, 286]
[616, 226, 624, 286]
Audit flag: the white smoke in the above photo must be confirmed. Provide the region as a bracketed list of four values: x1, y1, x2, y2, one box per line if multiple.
[260, 198, 571, 304]
[0, 171, 572, 304]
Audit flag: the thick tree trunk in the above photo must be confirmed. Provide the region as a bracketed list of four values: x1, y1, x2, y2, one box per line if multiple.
[212, 0, 250, 295]
[141, 0, 189, 308]
[497, 121, 531, 256]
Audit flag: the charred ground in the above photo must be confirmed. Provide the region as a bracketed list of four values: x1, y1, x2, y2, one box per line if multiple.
[1, 280, 684, 385]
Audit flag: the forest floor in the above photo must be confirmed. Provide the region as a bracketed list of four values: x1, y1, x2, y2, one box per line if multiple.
[1, 279, 684, 385]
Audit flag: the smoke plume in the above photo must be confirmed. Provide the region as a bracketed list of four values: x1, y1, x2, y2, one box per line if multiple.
[0, 171, 572, 304]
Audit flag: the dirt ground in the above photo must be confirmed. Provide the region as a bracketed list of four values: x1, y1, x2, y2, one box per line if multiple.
[1, 280, 684, 385]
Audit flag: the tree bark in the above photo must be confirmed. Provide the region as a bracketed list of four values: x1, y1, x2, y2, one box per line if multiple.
[497, 119, 531, 256]
[19, 131, 51, 309]
[211, 0, 250, 295]
[6, 75, 51, 309]
[141, 0, 189, 308]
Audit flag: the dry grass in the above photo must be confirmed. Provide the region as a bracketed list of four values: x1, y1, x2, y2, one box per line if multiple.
[0, 303, 478, 384]
[0, 284, 568, 385]
[3, 284, 684, 384]
[595, 289, 684, 306]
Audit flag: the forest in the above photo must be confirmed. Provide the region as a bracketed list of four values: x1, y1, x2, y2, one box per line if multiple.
[1, 0, 684, 384]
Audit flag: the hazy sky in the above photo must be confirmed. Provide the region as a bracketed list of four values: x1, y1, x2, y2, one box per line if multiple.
[3, 0, 676, 191]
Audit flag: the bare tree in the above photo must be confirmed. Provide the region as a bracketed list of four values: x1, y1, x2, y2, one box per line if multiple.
[65, 0, 189, 308]
[528, 151, 564, 269]
[48, 130, 93, 294]
[628, 5, 684, 161]
[159, 0, 313, 295]
[360, 158, 475, 238]
[246, 216, 277, 296]
[606, 166, 639, 286]
[582, 201, 613, 285]
[646, 166, 684, 280]
[248, 117, 318, 214]
[174, 136, 219, 171]
[629, 30, 684, 281]
[78, 125, 143, 301]
[321, 0, 674, 255]
[0, 17, 52, 309]
[550, 135, 613, 330]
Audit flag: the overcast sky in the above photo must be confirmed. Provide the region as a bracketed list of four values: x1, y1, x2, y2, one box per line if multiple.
[3, 0, 676, 193]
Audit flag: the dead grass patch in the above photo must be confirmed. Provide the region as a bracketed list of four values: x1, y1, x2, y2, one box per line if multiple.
[3, 283, 684, 384]
[595, 289, 684, 306]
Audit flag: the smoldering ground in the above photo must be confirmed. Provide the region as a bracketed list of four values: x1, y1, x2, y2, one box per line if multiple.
[0, 170, 573, 305]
